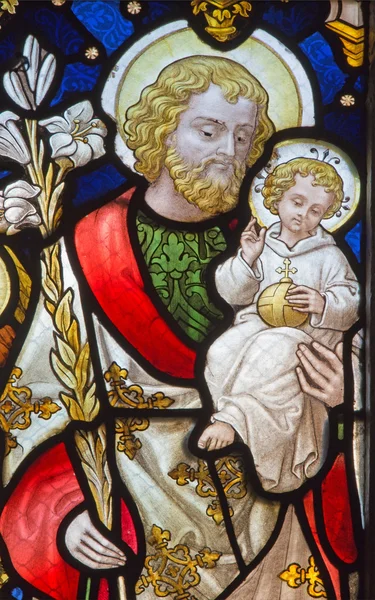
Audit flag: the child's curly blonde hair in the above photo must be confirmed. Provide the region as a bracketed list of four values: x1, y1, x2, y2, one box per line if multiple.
[262, 157, 344, 219]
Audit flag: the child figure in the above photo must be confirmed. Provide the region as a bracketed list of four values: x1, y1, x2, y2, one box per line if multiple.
[199, 158, 360, 493]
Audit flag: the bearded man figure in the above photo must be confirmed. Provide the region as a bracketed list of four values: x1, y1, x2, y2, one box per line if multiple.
[0, 56, 348, 600]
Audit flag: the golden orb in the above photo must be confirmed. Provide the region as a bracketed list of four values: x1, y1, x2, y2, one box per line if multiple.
[257, 281, 308, 328]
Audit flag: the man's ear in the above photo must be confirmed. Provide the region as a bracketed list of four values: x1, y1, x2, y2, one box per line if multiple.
[165, 132, 176, 148]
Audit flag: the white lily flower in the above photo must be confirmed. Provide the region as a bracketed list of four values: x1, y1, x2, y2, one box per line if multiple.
[3, 35, 56, 111]
[39, 100, 107, 168]
[0, 180, 41, 235]
[0, 112, 31, 164]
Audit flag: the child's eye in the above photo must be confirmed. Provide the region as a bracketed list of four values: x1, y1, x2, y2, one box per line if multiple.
[237, 133, 250, 144]
[293, 200, 302, 206]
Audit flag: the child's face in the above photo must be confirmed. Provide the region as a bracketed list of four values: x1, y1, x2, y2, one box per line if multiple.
[277, 173, 334, 235]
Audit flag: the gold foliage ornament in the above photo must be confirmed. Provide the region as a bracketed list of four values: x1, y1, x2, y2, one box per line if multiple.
[105, 362, 174, 410]
[191, 0, 252, 42]
[136, 524, 221, 598]
[169, 455, 247, 525]
[115, 417, 149, 460]
[0, 367, 61, 455]
[257, 258, 308, 328]
[105, 361, 175, 460]
[279, 556, 327, 598]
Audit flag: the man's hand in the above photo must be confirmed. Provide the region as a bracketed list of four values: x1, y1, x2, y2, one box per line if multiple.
[197, 421, 235, 451]
[65, 510, 126, 570]
[296, 341, 344, 408]
[286, 285, 325, 316]
[240, 216, 266, 268]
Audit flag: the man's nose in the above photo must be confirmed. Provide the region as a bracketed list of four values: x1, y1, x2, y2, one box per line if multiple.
[217, 132, 235, 157]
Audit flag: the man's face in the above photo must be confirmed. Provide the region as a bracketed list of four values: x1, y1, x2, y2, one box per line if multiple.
[277, 173, 335, 236]
[165, 83, 258, 215]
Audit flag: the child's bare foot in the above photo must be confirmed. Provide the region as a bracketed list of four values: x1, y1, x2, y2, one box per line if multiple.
[198, 421, 235, 451]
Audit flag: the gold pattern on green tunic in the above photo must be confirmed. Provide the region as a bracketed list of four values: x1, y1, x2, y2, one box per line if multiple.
[137, 210, 226, 343]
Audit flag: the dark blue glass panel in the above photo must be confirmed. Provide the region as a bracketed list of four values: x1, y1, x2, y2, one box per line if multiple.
[299, 32, 348, 105]
[345, 221, 362, 263]
[324, 109, 364, 153]
[354, 75, 366, 94]
[23, 7, 84, 55]
[142, 2, 173, 25]
[262, 2, 320, 37]
[51, 62, 102, 106]
[72, 164, 127, 209]
[0, 34, 16, 62]
[0, 171, 11, 180]
[72, 0, 134, 55]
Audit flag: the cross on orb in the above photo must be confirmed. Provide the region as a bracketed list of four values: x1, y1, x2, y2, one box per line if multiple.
[276, 258, 298, 282]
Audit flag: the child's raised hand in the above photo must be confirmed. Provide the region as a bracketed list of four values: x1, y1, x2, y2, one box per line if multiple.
[197, 421, 235, 451]
[240, 216, 266, 268]
[286, 285, 326, 317]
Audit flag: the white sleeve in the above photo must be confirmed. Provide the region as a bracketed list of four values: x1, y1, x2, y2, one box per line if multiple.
[310, 249, 360, 331]
[214, 250, 263, 306]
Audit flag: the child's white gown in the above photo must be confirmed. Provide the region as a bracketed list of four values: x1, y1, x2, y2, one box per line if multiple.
[205, 222, 360, 493]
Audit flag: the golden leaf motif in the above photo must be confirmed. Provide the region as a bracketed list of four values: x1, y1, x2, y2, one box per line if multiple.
[75, 426, 112, 528]
[47, 182, 64, 232]
[5, 247, 32, 324]
[136, 524, 221, 598]
[60, 392, 84, 421]
[0, 0, 18, 14]
[41, 243, 99, 423]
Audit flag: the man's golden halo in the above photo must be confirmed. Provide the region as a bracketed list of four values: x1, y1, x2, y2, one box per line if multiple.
[249, 139, 360, 233]
[102, 20, 315, 172]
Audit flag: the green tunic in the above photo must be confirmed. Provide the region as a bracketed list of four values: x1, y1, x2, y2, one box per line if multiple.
[136, 210, 227, 343]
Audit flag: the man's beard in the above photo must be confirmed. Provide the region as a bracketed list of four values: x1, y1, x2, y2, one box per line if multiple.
[165, 146, 246, 215]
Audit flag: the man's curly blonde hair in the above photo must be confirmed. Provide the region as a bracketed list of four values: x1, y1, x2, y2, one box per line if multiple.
[124, 55, 275, 182]
[262, 158, 344, 219]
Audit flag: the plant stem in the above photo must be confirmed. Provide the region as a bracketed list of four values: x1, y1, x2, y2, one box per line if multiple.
[85, 577, 91, 600]
[117, 575, 127, 600]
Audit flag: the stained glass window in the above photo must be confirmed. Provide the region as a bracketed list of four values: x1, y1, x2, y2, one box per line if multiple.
[0, 2, 369, 600]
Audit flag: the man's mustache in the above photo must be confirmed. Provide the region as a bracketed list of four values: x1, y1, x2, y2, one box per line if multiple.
[200, 156, 236, 169]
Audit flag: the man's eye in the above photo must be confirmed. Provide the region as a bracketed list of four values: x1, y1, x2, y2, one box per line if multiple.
[200, 130, 213, 138]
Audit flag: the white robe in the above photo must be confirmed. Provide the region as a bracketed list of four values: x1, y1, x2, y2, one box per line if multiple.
[205, 223, 360, 493]
[1, 230, 360, 600]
